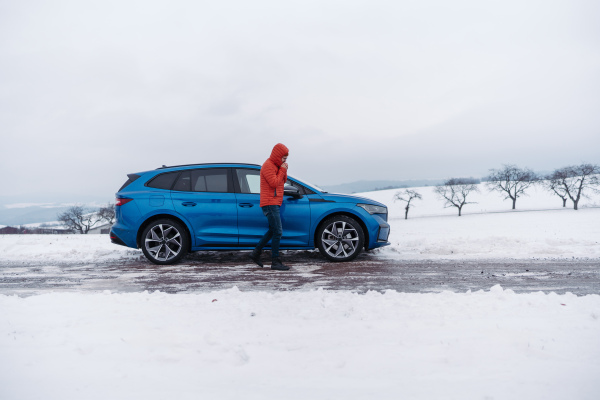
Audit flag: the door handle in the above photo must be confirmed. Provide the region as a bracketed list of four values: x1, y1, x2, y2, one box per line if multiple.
[239, 203, 254, 208]
[182, 202, 197, 207]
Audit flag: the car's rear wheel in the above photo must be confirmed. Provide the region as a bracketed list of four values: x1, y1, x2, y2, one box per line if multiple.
[317, 215, 364, 262]
[141, 219, 189, 265]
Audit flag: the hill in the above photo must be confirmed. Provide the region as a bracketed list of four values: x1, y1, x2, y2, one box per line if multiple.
[320, 179, 444, 194]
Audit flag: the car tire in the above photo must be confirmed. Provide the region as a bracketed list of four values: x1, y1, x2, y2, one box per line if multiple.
[141, 219, 189, 265]
[317, 215, 364, 262]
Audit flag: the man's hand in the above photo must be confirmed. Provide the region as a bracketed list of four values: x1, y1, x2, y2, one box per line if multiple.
[281, 162, 288, 170]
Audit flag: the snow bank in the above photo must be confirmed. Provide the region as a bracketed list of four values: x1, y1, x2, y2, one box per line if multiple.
[378, 208, 600, 260]
[0, 234, 142, 263]
[1, 287, 599, 400]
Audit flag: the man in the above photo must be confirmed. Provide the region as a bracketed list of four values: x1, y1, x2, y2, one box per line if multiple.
[249, 143, 290, 270]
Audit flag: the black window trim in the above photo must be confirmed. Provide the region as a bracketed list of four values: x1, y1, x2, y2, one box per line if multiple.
[119, 173, 141, 192]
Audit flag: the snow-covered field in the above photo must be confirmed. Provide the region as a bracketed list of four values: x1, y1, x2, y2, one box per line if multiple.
[0, 234, 142, 264]
[358, 183, 600, 218]
[2, 287, 600, 400]
[1, 186, 600, 400]
[361, 184, 600, 261]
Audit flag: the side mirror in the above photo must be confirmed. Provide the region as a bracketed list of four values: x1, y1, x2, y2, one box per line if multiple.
[284, 185, 303, 199]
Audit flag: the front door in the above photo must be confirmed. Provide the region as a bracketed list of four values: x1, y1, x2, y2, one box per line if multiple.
[171, 168, 238, 247]
[234, 168, 311, 247]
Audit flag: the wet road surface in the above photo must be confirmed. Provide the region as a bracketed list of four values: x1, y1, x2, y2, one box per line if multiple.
[1, 250, 599, 296]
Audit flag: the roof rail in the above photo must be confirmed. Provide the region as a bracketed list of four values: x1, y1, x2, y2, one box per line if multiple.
[157, 162, 261, 170]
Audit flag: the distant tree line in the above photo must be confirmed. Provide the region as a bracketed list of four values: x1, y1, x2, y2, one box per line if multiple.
[394, 163, 600, 218]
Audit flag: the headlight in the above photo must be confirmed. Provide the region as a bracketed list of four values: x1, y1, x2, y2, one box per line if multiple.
[357, 204, 387, 214]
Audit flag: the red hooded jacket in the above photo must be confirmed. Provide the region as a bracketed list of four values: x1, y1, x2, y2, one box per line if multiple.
[260, 143, 289, 207]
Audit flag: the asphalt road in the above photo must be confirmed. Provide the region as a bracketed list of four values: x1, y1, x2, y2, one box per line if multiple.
[1, 250, 599, 296]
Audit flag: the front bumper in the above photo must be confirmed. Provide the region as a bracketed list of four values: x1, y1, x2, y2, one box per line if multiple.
[377, 225, 390, 242]
[366, 213, 390, 249]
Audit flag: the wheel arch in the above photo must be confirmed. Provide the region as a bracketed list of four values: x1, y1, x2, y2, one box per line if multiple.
[136, 214, 193, 251]
[313, 211, 370, 250]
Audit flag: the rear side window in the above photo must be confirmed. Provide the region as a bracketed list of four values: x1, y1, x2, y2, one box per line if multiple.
[118, 174, 140, 191]
[146, 172, 180, 190]
[173, 168, 231, 193]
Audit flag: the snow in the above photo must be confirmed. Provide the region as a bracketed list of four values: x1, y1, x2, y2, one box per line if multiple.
[356, 183, 600, 218]
[1, 287, 599, 400]
[0, 235, 141, 263]
[2, 186, 600, 399]
[378, 208, 600, 260]
[354, 184, 600, 261]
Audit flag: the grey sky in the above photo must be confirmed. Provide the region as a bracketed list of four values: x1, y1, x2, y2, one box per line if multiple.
[1, 0, 599, 203]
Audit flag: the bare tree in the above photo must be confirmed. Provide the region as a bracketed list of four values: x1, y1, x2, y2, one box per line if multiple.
[485, 165, 538, 210]
[546, 164, 600, 210]
[434, 178, 479, 216]
[57, 205, 102, 234]
[542, 174, 569, 207]
[393, 189, 422, 219]
[97, 203, 116, 226]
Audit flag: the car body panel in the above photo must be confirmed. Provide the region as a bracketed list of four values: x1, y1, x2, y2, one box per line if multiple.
[172, 191, 239, 246]
[235, 193, 311, 247]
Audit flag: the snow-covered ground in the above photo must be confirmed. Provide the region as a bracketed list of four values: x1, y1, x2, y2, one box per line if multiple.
[357, 183, 600, 218]
[358, 184, 600, 261]
[1, 186, 599, 400]
[378, 208, 600, 260]
[0, 234, 142, 263]
[2, 287, 599, 400]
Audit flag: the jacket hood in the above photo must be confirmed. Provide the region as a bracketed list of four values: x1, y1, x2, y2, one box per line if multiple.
[269, 143, 289, 167]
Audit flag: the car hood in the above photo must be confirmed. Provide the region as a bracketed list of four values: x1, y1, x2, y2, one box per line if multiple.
[318, 193, 387, 208]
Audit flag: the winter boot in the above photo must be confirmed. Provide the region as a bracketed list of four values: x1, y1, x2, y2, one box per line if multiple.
[249, 250, 263, 267]
[270, 257, 290, 271]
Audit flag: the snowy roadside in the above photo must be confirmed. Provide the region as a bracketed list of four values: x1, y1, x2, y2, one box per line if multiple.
[0, 234, 142, 264]
[1, 286, 599, 400]
[377, 208, 600, 261]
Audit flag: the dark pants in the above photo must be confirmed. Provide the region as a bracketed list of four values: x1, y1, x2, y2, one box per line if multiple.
[254, 205, 282, 258]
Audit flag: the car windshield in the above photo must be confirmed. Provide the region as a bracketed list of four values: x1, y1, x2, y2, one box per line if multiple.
[291, 175, 327, 193]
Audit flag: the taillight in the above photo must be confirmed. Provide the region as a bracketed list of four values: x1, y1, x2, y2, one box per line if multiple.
[116, 198, 133, 206]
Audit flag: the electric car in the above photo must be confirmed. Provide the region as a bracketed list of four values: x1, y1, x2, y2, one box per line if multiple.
[110, 163, 390, 264]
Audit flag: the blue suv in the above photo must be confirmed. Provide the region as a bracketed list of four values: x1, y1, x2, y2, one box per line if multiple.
[110, 163, 390, 264]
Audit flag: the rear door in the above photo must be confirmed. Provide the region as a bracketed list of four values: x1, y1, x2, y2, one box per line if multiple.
[234, 168, 311, 247]
[171, 168, 238, 247]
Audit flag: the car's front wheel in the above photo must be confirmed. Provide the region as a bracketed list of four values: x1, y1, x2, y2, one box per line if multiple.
[317, 215, 364, 262]
[141, 219, 189, 265]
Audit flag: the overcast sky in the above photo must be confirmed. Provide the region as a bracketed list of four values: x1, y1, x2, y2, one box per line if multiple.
[1, 0, 599, 203]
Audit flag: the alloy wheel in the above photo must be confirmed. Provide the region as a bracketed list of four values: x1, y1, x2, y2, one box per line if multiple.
[321, 220, 360, 259]
[144, 223, 182, 262]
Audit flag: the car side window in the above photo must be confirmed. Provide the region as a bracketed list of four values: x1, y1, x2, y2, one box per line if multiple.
[173, 169, 230, 193]
[235, 169, 261, 194]
[146, 171, 180, 190]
